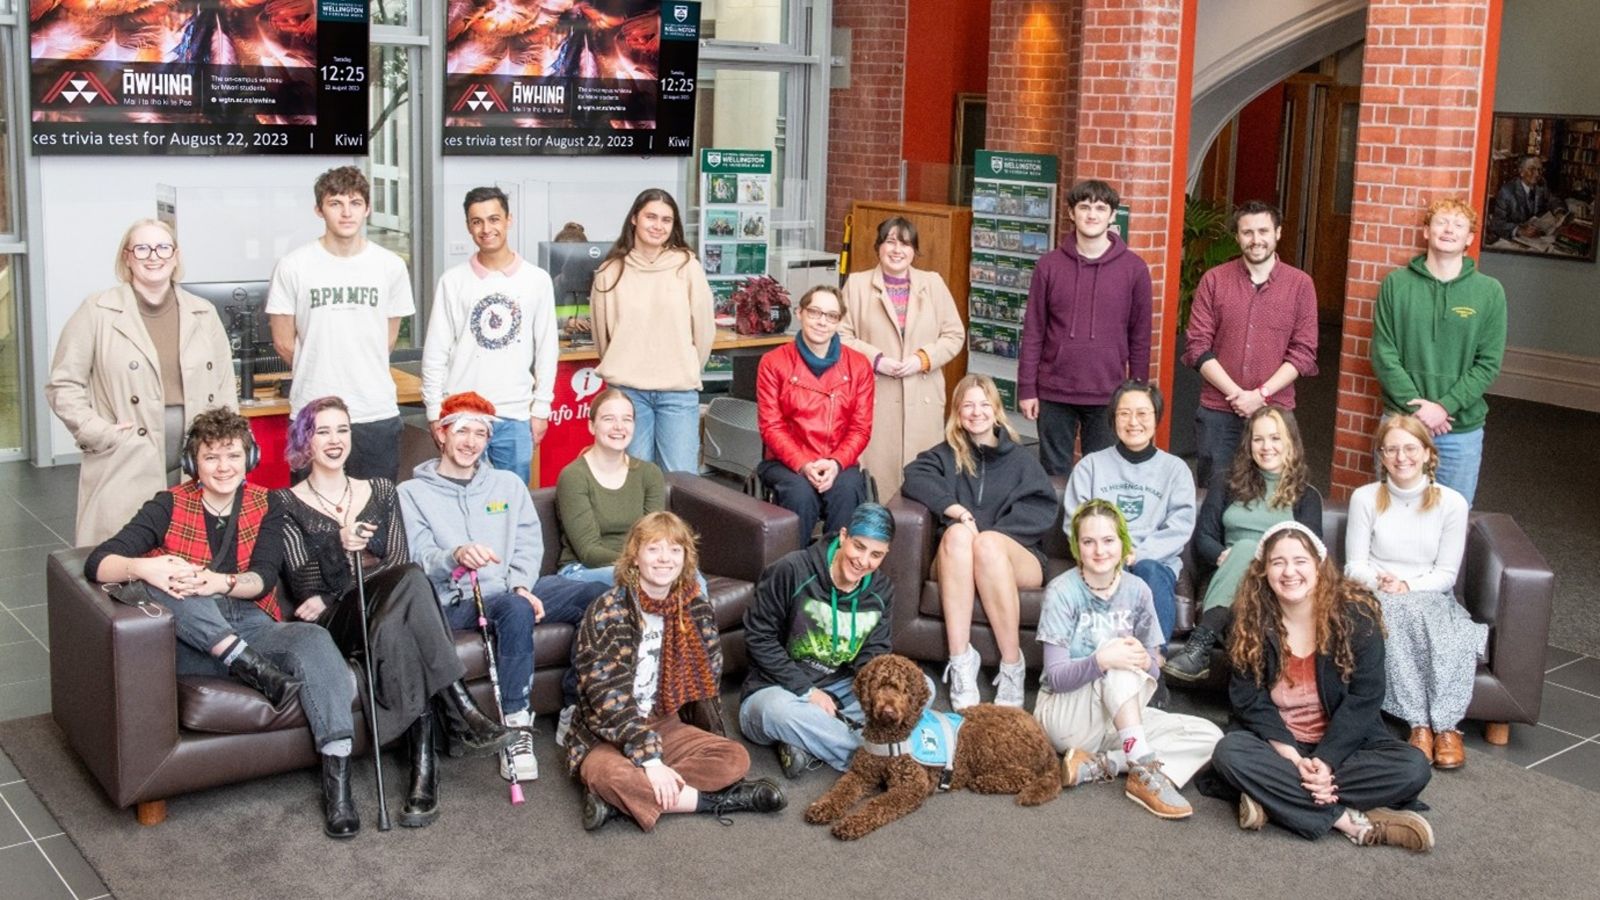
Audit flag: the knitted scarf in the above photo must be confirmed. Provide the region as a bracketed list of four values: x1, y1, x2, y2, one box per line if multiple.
[636, 582, 718, 717]
[796, 333, 840, 378]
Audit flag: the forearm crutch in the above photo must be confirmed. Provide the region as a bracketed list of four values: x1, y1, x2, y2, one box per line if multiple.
[452, 566, 525, 805]
[352, 552, 393, 830]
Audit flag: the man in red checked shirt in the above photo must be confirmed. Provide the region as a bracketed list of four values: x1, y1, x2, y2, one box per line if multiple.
[1181, 200, 1320, 486]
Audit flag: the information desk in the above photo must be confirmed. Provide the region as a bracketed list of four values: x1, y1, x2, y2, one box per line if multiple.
[241, 368, 422, 488]
[533, 330, 791, 487]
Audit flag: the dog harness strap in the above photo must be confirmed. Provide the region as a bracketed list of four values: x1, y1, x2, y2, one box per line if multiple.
[934, 712, 958, 792]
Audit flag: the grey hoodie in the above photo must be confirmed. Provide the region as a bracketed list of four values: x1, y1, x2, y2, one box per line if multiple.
[396, 458, 542, 603]
[1061, 443, 1196, 578]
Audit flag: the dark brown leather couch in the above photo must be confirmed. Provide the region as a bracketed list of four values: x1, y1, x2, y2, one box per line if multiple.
[48, 472, 800, 825]
[882, 479, 1555, 743]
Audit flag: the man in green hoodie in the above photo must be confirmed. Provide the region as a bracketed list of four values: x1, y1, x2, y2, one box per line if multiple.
[1371, 197, 1507, 505]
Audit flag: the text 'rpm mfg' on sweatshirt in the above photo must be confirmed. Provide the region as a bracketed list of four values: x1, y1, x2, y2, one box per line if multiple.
[1371, 253, 1507, 433]
[1018, 230, 1154, 406]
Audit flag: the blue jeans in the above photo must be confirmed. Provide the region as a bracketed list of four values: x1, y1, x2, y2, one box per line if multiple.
[488, 417, 533, 485]
[620, 386, 701, 473]
[738, 673, 936, 771]
[447, 575, 609, 712]
[151, 586, 355, 749]
[1432, 428, 1484, 507]
[1193, 405, 1247, 487]
[1128, 559, 1178, 646]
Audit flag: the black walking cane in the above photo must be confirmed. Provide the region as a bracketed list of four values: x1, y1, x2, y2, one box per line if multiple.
[351, 536, 393, 831]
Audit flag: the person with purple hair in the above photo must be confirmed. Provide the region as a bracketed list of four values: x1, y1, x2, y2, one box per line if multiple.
[275, 395, 514, 830]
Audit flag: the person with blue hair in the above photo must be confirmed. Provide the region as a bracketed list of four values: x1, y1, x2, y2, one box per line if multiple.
[739, 503, 902, 777]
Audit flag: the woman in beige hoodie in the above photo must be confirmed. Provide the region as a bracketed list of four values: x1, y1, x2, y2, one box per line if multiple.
[590, 190, 715, 473]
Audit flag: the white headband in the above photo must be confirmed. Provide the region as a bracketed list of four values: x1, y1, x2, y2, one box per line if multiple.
[1255, 521, 1327, 562]
[438, 410, 498, 432]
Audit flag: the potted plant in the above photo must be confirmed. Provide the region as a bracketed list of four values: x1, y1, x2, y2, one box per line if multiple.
[1170, 195, 1240, 457]
[731, 275, 793, 336]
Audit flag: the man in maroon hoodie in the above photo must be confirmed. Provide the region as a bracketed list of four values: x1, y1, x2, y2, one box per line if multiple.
[1019, 180, 1154, 475]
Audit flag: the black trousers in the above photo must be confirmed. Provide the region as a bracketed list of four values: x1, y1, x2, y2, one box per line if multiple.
[1194, 405, 1247, 487]
[1037, 400, 1114, 476]
[758, 460, 869, 539]
[1207, 730, 1432, 839]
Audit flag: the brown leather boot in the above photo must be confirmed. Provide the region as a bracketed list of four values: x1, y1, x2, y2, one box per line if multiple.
[1433, 730, 1465, 769]
[1408, 726, 1434, 763]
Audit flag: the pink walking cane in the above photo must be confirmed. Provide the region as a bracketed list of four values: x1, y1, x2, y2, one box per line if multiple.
[452, 566, 525, 805]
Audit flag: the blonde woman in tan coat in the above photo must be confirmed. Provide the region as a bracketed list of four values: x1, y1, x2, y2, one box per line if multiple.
[839, 217, 966, 499]
[46, 219, 236, 546]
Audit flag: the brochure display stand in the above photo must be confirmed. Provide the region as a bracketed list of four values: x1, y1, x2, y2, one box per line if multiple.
[967, 151, 1058, 436]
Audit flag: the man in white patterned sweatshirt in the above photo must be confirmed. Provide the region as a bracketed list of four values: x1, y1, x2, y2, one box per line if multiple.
[421, 186, 559, 484]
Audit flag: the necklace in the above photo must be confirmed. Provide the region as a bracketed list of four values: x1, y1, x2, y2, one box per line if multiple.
[1083, 570, 1120, 593]
[201, 495, 232, 518]
[306, 474, 352, 520]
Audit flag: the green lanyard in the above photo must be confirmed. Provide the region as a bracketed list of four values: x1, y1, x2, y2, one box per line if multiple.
[825, 538, 868, 656]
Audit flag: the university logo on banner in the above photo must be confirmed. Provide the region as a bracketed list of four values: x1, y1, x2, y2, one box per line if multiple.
[674, 4, 689, 22]
[706, 151, 722, 167]
[990, 156, 1004, 174]
[452, 83, 508, 113]
[42, 70, 116, 105]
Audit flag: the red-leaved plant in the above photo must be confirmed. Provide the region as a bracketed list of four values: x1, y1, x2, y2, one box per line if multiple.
[731, 276, 793, 335]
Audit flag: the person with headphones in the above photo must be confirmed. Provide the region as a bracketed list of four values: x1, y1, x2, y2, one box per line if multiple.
[84, 407, 365, 840]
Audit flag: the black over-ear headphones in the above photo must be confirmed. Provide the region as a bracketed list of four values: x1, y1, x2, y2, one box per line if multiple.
[181, 430, 261, 479]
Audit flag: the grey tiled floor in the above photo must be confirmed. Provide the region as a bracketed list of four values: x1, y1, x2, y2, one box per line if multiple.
[0, 458, 1597, 899]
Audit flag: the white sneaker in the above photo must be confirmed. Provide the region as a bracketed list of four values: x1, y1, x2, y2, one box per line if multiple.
[993, 659, 1027, 707]
[504, 709, 532, 729]
[944, 647, 982, 710]
[501, 728, 538, 783]
[555, 705, 577, 748]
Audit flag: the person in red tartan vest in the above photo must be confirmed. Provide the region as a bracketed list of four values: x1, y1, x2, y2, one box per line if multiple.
[85, 408, 363, 840]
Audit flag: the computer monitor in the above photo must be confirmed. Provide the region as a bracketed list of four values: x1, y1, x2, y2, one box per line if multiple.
[182, 280, 277, 398]
[537, 241, 609, 315]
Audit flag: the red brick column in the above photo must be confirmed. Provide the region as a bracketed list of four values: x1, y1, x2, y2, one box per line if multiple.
[825, 2, 909, 251]
[985, 0, 1082, 219]
[1072, 0, 1197, 446]
[1329, 0, 1501, 500]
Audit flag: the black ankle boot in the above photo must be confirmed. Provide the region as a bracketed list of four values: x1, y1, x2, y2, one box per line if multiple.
[698, 778, 787, 823]
[439, 681, 515, 758]
[582, 789, 621, 832]
[398, 710, 439, 828]
[1162, 625, 1220, 683]
[229, 646, 302, 708]
[321, 754, 360, 839]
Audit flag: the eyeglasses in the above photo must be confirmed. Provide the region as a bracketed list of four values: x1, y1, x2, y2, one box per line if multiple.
[1115, 409, 1155, 423]
[801, 307, 842, 323]
[1379, 445, 1424, 459]
[126, 243, 176, 260]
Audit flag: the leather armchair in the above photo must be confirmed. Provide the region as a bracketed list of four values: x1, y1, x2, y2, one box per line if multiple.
[885, 483, 1554, 746]
[48, 472, 800, 825]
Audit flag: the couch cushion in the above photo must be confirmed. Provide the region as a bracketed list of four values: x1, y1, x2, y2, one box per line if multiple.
[178, 668, 360, 734]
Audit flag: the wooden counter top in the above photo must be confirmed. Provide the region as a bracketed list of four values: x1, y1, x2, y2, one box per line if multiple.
[556, 329, 792, 362]
[238, 367, 422, 418]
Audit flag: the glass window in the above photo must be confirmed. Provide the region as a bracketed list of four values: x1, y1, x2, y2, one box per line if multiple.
[702, 0, 790, 44]
[372, 0, 411, 27]
[0, 256, 21, 453]
[0, 40, 12, 234]
[365, 42, 415, 347]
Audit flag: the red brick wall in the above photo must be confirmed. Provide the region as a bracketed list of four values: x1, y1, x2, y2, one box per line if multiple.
[986, 0, 1082, 221]
[825, 2, 909, 251]
[1071, 0, 1196, 443]
[1329, 0, 1500, 500]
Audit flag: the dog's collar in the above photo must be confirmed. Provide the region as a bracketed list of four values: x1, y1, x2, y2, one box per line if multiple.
[860, 709, 963, 791]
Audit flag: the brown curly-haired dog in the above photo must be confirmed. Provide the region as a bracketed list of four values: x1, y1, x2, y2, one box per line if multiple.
[804, 653, 1060, 840]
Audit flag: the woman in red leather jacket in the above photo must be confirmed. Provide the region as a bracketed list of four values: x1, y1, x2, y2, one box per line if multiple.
[755, 285, 876, 539]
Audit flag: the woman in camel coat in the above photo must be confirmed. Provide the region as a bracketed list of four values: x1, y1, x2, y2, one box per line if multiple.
[839, 216, 966, 499]
[46, 219, 236, 547]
